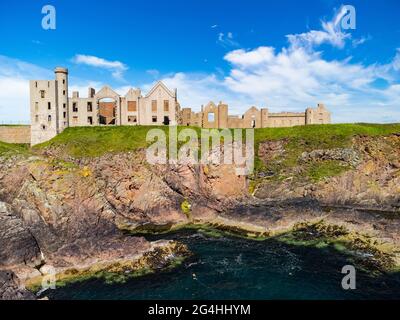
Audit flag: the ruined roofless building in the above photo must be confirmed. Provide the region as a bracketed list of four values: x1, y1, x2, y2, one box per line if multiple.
[30, 67, 180, 145]
[30, 67, 331, 145]
[181, 101, 331, 129]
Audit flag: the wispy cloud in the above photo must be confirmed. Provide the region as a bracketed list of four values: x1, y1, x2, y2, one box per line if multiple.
[0, 55, 52, 124]
[217, 32, 240, 48]
[152, 44, 400, 123]
[223, 46, 377, 106]
[393, 49, 400, 71]
[72, 54, 128, 80]
[158, 7, 400, 123]
[146, 69, 160, 78]
[146, 72, 249, 115]
[352, 35, 371, 48]
[0, 55, 130, 123]
[286, 6, 352, 50]
[1, 7, 399, 125]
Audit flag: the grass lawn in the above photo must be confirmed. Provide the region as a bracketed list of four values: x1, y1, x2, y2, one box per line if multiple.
[2, 123, 399, 181]
[253, 123, 400, 182]
[0, 141, 30, 156]
[254, 123, 400, 148]
[30, 123, 400, 157]
[33, 125, 205, 158]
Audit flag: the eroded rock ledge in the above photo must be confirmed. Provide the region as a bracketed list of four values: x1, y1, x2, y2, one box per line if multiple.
[1, 133, 400, 299]
[24, 240, 190, 293]
[0, 270, 35, 300]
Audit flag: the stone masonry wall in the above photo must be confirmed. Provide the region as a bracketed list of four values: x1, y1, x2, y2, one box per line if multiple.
[0, 126, 31, 144]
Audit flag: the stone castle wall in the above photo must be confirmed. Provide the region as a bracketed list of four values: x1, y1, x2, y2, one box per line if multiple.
[181, 102, 331, 129]
[0, 126, 31, 144]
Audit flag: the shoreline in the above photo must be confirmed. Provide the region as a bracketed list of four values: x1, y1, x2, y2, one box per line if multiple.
[118, 207, 400, 274]
[19, 240, 191, 295]
[2, 126, 400, 299]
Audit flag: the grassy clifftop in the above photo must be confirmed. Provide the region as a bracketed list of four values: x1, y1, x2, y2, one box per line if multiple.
[32, 123, 400, 157]
[34, 126, 160, 157]
[254, 123, 400, 147]
[2, 123, 400, 183]
[0, 141, 30, 156]
[254, 123, 400, 181]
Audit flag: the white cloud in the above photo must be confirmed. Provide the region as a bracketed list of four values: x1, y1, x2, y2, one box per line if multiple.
[1, 5, 399, 126]
[145, 73, 226, 108]
[0, 55, 135, 124]
[0, 55, 52, 124]
[224, 47, 375, 94]
[149, 40, 400, 123]
[222, 45, 400, 121]
[195, 8, 398, 123]
[0, 77, 30, 124]
[2, 40, 400, 125]
[72, 54, 128, 80]
[393, 49, 400, 71]
[287, 6, 351, 50]
[352, 35, 371, 48]
[0, 55, 51, 80]
[224, 47, 275, 68]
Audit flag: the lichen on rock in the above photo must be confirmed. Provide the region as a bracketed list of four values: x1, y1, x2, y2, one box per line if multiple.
[25, 240, 191, 293]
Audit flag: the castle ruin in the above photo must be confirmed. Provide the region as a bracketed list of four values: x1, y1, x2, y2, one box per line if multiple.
[181, 102, 331, 129]
[29, 67, 331, 145]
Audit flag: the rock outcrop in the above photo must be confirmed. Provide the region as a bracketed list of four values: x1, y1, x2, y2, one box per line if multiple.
[0, 202, 41, 267]
[300, 148, 361, 166]
[1, 133, 400, 299]
[0, 270, 35, 300]
[255, 135, 400, 209]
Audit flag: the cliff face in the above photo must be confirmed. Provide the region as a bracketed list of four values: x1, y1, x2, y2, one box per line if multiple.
[253, 134, 400, 215]
[0, 147, 247, 298]
[0, 270, 35, 300]
[1, 130, 400, 299]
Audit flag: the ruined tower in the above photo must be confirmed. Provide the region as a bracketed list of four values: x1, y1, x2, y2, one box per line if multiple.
[30, 67, 69, 145]
[54, 67, 69, 132]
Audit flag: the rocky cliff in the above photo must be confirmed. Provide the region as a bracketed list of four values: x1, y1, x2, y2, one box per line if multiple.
[1, 125, 400, 299]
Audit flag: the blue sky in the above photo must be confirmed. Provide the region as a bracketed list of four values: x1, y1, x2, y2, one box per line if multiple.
[0, 0, 399, 123]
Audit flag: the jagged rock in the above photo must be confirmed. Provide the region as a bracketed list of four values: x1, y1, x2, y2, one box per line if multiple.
[258, 140, 287, 163]
[0, 151, 226, 298]
[0, 270, 35, 300]
[0, 202, 41, 267]
[255, 135, 400, 210]
[1, 133, 400, 299]
[300, 148, 361, 166]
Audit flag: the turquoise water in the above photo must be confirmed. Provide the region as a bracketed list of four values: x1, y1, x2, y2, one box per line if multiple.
[44, 231, 400, 300]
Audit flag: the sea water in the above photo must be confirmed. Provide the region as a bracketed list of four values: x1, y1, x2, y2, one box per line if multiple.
[44, 231, 400, 300]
